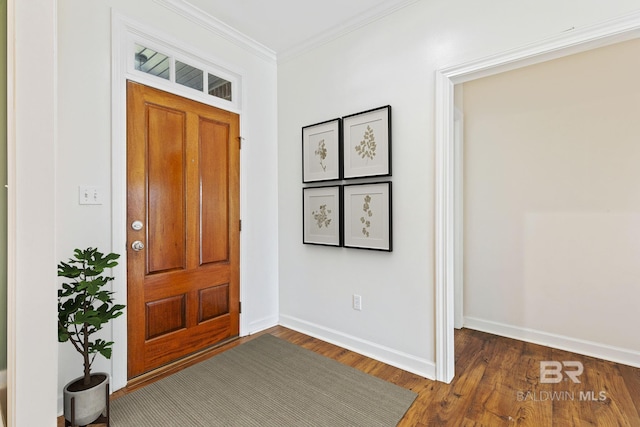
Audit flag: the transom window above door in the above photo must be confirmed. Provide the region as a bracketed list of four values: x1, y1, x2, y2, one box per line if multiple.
[134, 43, 234, 103]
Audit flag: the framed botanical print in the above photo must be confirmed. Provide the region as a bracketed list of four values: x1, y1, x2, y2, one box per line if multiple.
[342, 106, 391, 179]
[303, 186, 342, 246]
[302, 118, 342, 182]
[343, 182, 392, 251]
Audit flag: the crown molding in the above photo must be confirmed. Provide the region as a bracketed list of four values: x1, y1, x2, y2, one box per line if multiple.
[277, 0, 422, 63]
[441, 9, 640, 83]
[153, 0, 277, 63]
[155, 0, 420, 64]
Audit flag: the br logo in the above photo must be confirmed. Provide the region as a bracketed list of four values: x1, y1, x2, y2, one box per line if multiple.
[540, 361, 584, 384]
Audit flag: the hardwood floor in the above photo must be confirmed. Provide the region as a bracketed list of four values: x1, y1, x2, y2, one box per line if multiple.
[58, 326, 640, 426]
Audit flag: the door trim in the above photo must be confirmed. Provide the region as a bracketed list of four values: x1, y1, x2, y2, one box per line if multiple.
[111, 12, 247, 392]
[434, 11, 640, 383]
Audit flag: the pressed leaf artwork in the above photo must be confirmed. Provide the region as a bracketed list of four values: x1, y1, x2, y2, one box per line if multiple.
[343, 181, 390, 250]
[303, 186, 340, 246]
[360, 194, 373, 237]
[314, 139, 328, 171]
[312, 204, 332, 229]
[354, 125, 376, 163]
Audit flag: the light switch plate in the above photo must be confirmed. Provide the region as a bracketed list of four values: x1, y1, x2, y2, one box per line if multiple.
[79, 186, 103, 205]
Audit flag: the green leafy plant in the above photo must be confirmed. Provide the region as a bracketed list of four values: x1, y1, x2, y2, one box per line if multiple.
[354, 125, 377, 163]
[58, 248, 125, 387]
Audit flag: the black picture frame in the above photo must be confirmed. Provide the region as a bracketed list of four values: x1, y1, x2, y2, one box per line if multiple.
[302, 185, 342, 247]
[342, 106, 391, 179]
[343, 182, 392, 251]
[302, 118, 342, 183]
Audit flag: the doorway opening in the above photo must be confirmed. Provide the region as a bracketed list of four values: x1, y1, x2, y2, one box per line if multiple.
[435, 11, 640, 383]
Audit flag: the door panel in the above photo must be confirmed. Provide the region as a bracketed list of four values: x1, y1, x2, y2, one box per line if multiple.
[199, 118, 230, 265]
[147, 105, 186, 274]
[127, 81, 240, 379]
[199, 284, 229, 322]
[146, 295, 186, 339]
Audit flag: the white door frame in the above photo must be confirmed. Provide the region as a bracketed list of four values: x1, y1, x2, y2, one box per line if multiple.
[434, 11, 640, 383]
[110, 12, 247, 392]
[453, 106, 464, 330]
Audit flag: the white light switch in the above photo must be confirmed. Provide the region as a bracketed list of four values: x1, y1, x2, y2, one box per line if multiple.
[79, 186, 103, 205]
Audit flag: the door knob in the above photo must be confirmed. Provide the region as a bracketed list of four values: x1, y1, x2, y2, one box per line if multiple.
[131, 240, 145, 251]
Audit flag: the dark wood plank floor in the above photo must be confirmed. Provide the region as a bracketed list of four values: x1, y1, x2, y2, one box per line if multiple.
[58, 326, 640, 426]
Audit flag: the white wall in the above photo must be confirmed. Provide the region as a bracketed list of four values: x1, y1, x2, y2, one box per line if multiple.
[277, 0, 640, 377]
[8, 0, 58, 425]
[15, 1, 640, 424]
[463, 39, 640, 362]
[56, 0, 278, 414]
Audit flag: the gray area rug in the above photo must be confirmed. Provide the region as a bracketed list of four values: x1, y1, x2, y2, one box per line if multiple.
[111, 334, 417, 426]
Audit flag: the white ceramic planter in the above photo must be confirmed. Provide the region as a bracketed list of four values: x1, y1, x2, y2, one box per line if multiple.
[63, 373, 109, 426]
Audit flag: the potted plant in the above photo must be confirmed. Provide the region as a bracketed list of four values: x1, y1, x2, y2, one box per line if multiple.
[58, 247, 125, 426]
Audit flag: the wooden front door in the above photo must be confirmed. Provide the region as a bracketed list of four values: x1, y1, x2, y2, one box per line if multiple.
[126, 81, 240, 379]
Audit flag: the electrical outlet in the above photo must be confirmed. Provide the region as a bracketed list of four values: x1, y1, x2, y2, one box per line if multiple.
[353, 294, 362, 311]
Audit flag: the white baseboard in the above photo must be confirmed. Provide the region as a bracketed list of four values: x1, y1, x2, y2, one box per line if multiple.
[279, 314, 435, 379]
[245, 315, 279, 336]
[0, 369, 5, 426]
[464, 316, 640, 368]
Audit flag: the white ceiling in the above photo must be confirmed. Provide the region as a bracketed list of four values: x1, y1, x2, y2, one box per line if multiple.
[183, 0, 420, 56]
